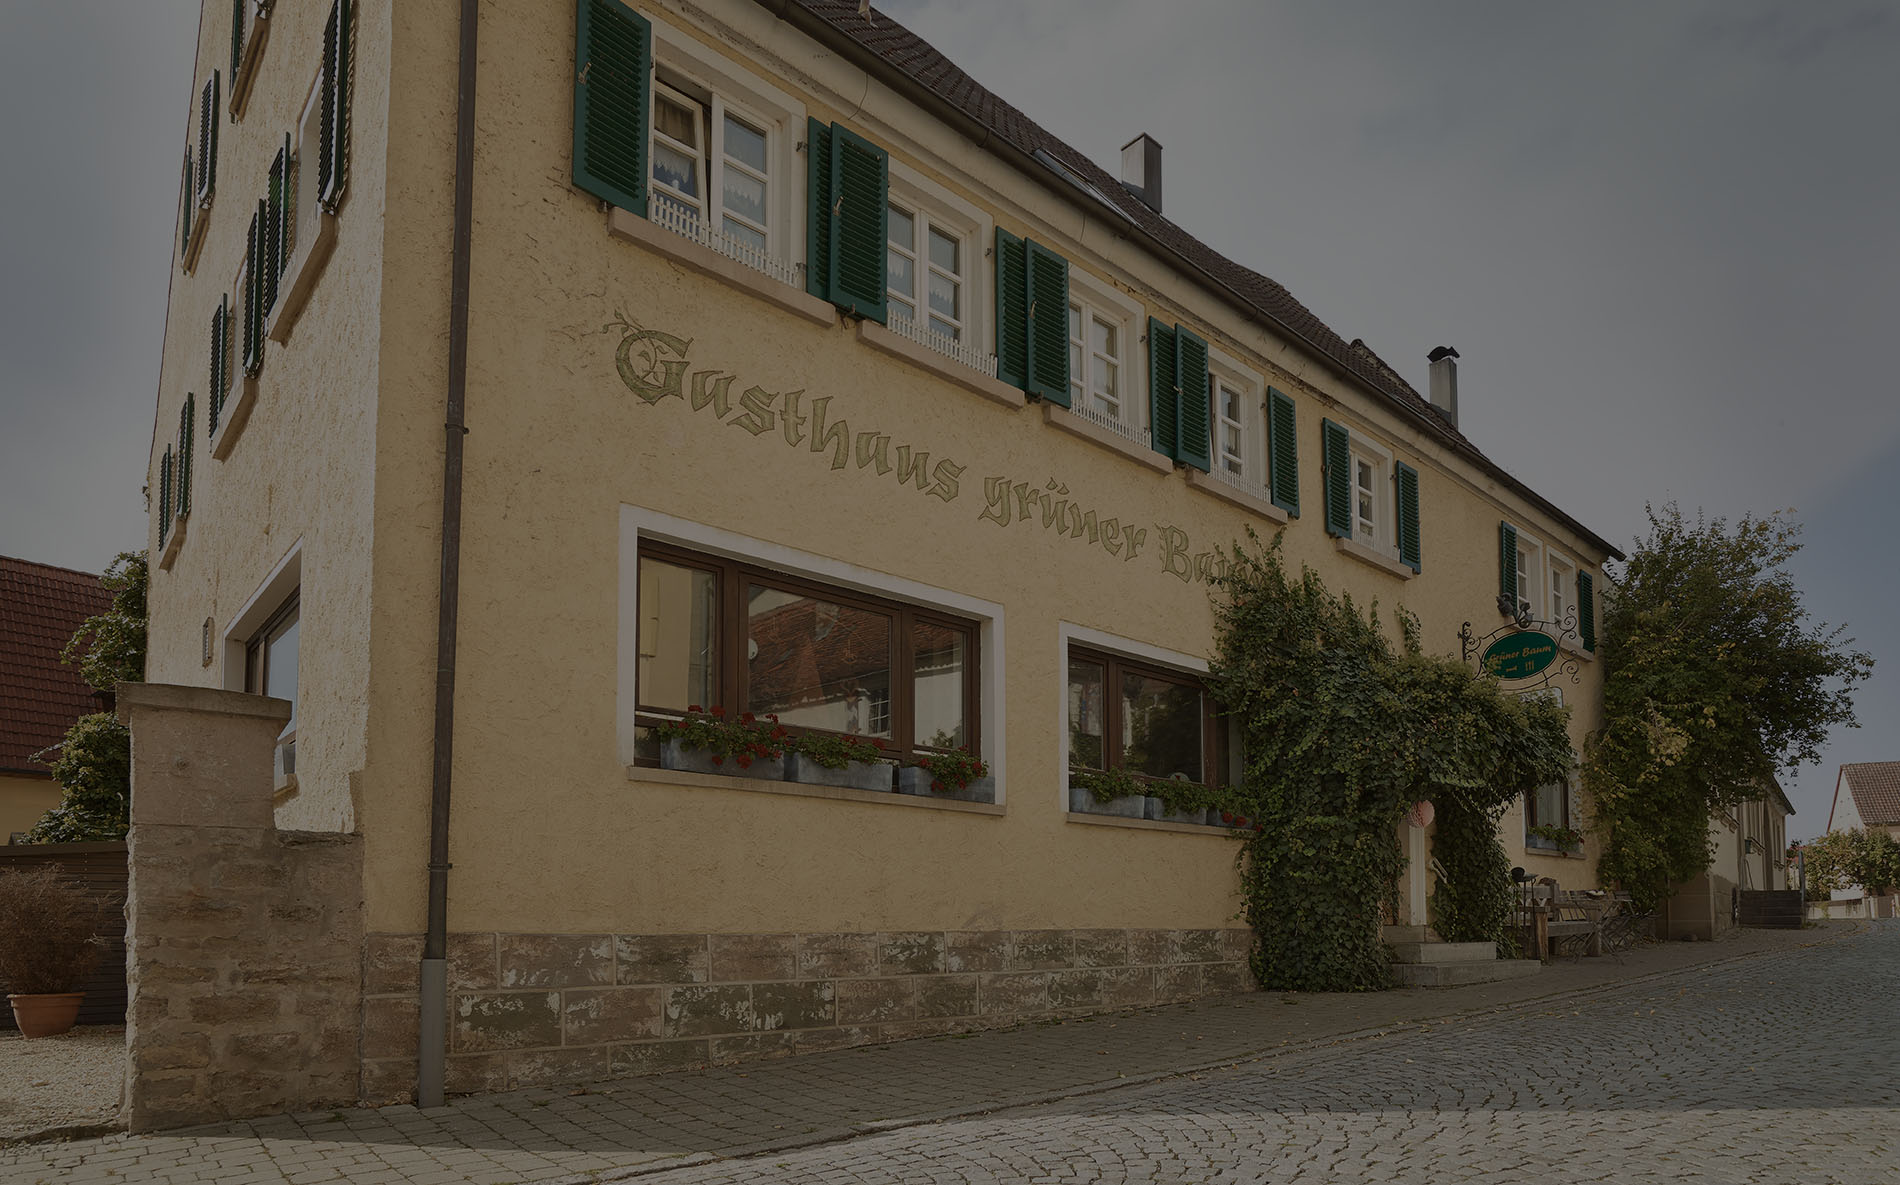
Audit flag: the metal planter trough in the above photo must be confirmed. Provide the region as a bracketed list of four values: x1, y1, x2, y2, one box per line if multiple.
[1068, 785, 1145, 818]
[786, 753, 893, 792]
[898, 766, 995, 803]
[661, 739, 786, 781]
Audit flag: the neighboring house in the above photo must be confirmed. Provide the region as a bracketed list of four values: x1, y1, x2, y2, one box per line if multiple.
[1656, 780, 1796, 940]
[0, 557, 113, 842]
[1826, 762, 1900, 843]
[144, 0, 1620, 1103]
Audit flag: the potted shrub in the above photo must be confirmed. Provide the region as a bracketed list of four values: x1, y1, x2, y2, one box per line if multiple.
[650, 706, 789, 780]
[0, 866, 106, 1038]
[1067, 766, 1147, 818]
[786, 732, 892, 792]
[899, 748, 993, 803]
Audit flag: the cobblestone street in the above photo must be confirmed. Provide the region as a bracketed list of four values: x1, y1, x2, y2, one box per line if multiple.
[5, 923, 1892, 1183]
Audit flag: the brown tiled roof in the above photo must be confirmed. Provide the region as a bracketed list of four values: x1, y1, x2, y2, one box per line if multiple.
[0, 557, 113, 774]
[1841, 762, 1900, 827]
[760, 0, 1621, 560]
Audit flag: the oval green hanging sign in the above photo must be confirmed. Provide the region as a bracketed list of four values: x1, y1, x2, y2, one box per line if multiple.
[1481, 630, 1559, 680]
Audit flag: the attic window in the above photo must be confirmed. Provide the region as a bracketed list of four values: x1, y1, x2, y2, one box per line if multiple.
[1031, 148, 1136, 226]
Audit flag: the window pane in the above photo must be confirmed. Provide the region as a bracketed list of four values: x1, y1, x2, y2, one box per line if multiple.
[928, 315, 960, 342]
[655, 95, 698, 147]
[890, 295, 916, 324]
[914, 620, 967, 749]
[927, 226, 959, 274]
[887, 249, 915, 302]
[1533, 782, 1565, 829]
[653, 143, 700, 200]
[1121, 672, 1203, 783]
[266, 615, 299, 728]
[1067, 659, 1105, 770]
[722, 169, 766, 226]
[1091, 316, 1115, 358]
[747, 586, 893, 738]
[928, 271, 959, 322]
[888, 204, 914, 249]
[638, 559, 718, 712]
[722, 216, 766, 253]
[722, 113, 767, 173]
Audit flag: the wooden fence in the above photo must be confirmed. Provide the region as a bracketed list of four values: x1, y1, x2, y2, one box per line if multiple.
[0, 841, 128, 1027]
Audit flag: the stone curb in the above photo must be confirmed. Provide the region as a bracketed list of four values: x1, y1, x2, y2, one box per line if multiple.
[592, 923, 1864, 1181]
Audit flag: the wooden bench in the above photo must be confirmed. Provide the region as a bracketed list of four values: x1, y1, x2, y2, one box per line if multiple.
[1515, 884, 1607, 959]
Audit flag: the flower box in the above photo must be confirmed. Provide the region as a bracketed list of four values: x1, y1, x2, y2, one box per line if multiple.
[897, 766, 995, 803]
[787, 753, 893, 792]
[1144, 797, 1209, 825]
[1068, 785, 1145, 818]
[661, 738, 785, 781]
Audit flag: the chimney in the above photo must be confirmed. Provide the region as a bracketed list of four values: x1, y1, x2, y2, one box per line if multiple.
[1427, 346, 1460, 427]
[1121, 133, 1163, 214]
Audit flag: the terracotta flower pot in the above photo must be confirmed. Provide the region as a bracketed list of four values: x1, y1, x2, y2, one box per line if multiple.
[8, 992, 84, 1038]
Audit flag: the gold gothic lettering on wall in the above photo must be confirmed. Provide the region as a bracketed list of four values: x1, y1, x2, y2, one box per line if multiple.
[608, 315, 1233, 585]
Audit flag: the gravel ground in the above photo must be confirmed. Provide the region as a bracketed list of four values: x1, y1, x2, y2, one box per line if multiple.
[0, 1026, 122, 1144]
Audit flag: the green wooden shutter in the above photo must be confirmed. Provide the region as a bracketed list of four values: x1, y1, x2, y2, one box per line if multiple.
[806, 119, 834, 301]
[198, 72, 219, 204]
[826, 125, 889, 322]
[159, 449, 173, 547]
[1577, 570, 1596, 651]
[572, 0, 649, 217]
[264, 143, 286, 315]
[243, 207, 263, 375]
[319, 0, 353, 210]
[1023, 240, 1069, 405]
[210, 298, 227, 433]
[1499, 521, 1518, 610]
[231, 0, 246, 83]
[177, 397, 194, 520]
[1321, 419, 1351, 538]
[1147, 318, 1178, 460]
[1267, 387, 1299, 516]
[180, 148, 194, 259]
[1395, 461, 1421, 572]
[1175, 326, 1211, 472]
[994, 227, 1027, 390]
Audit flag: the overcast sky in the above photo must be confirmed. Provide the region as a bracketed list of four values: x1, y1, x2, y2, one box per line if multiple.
[2, 0, 1893, 835]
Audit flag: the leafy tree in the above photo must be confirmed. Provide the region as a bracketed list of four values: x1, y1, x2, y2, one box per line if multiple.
[1207, 535, 1573, 990]
[1585, 506, 1871, 910]
[62, 551, 147, 690]
[27, 551, 147, 843]
[1800, 830, 1900, 900]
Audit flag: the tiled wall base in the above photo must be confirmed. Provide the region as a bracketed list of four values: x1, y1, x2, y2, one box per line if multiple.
[360, 928, 1256, 1100]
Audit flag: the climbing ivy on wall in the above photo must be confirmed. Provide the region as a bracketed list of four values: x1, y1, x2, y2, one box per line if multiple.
[1206, 535, 1574, 990]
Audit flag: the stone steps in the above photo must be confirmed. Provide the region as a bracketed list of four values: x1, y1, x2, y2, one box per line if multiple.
[1391, 958, 1542, 988]
[1387, 940, 1502, 965]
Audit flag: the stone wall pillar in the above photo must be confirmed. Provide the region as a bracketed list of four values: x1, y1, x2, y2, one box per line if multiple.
[119, 684, 363, 1133]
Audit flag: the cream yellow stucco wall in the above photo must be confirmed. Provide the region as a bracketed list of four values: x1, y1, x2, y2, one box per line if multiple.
[0, 774, 61, 842]
[150, 0, 1617, 941]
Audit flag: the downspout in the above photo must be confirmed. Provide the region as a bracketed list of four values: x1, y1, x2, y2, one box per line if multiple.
[419, 0, 479, 1110]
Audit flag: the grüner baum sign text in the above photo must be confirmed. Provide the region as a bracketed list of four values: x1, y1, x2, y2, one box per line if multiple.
[1481, 630, 1559, 680]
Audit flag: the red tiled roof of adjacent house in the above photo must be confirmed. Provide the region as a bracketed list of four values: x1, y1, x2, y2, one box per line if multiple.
[1841, 762, 1900, 827]
[762, 0, 1622, 560]
[0, 556, 113, 774]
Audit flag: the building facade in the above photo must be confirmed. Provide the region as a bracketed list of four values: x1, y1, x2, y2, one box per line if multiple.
[145, 0, 1619, 1104]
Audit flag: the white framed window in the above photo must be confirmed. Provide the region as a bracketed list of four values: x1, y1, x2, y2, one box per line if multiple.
[881, 161, 993, 375]
[1512, 529, 1543, 619]
[1205, 349, 1264, 496]
[1349, 436, 1394, 553]
[644, 24, 804, 284]
[1064, 272, 1144, 442]
[1548, 551, 1577, 633]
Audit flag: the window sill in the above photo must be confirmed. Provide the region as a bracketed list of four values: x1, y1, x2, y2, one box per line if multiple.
[210, 377, 260, 462]
[181, 206, 211, 274]
[1559, 635, 1596, 662]
[856, 320, 1024, 411]
[268, 210, 338, 346]
[1524, 838, 1585, 858]
[628, 763, 1005, 815]
[1066, 811, 1239, 837]
[605, 207, 834, 328]
[1332, 535, 1415, 580]
[157, 515, 189, 572]
[1185, 470, 1289, 524]
[1041, 404, 1172, 473]
[228, 17, 271, 120]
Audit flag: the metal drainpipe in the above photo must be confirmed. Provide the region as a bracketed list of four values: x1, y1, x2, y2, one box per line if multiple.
[419, 0, 480, 1110]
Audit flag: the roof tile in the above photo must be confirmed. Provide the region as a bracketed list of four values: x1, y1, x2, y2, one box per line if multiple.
[0, 556, 113, 773]
[1842, 762, 1900, 827]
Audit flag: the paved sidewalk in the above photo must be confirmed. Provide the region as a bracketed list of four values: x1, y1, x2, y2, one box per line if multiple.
[2, 924, 1858, 1184]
